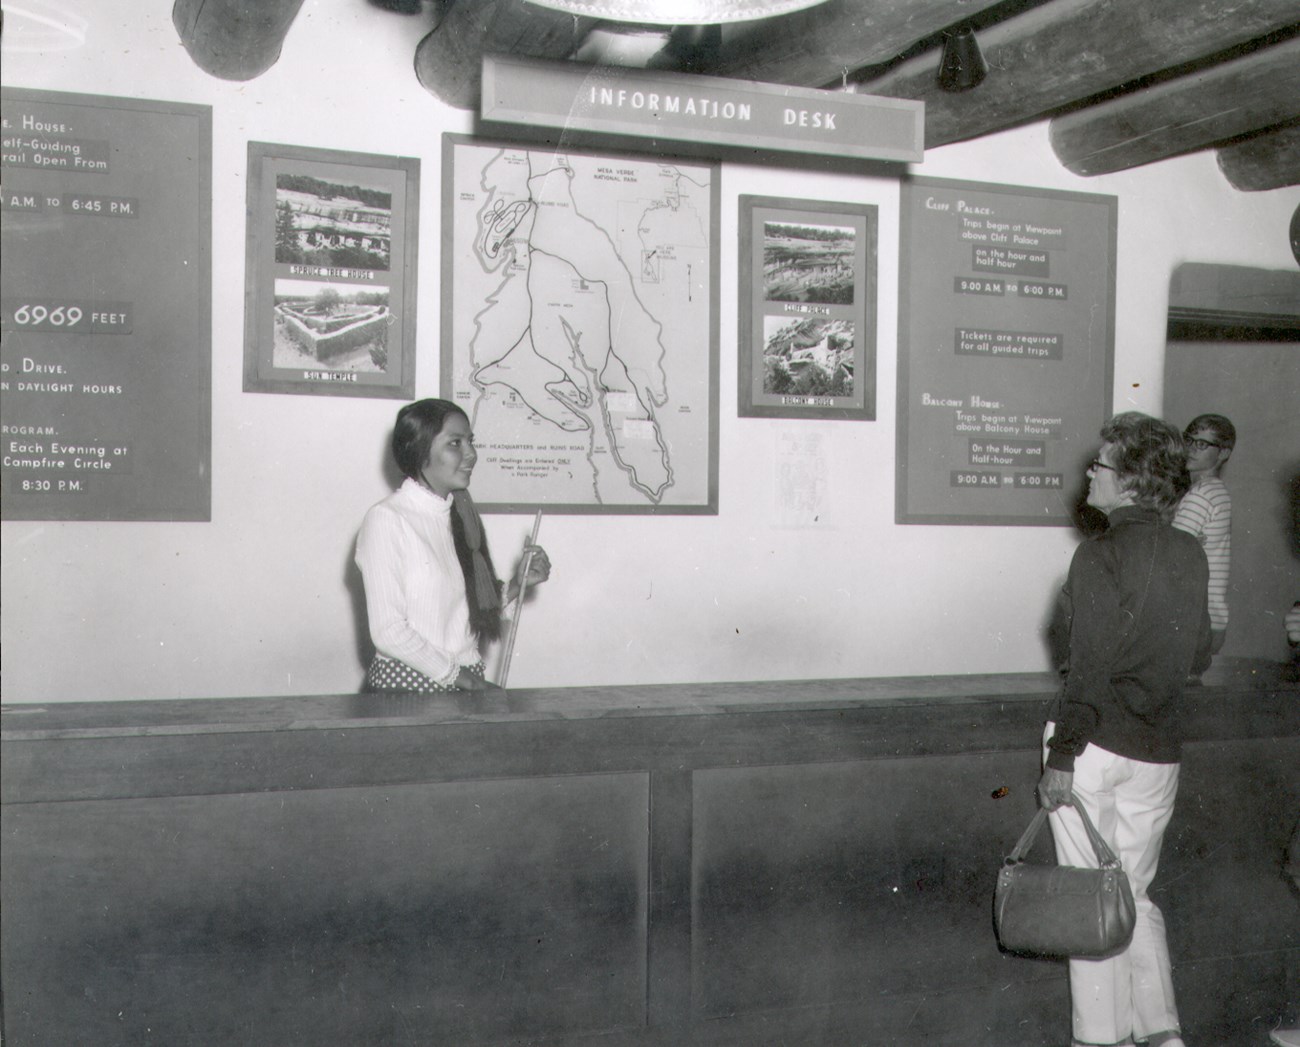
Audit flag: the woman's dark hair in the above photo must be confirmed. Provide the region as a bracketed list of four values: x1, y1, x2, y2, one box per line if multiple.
[392, 398, 464, 481]
[391, 399, 502, 641]
[1100, 411, 1191, 517]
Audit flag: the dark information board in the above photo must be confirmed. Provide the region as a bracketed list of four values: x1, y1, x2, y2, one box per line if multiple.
[896, 177, 1115, 526]
[1, 88, 211, 521]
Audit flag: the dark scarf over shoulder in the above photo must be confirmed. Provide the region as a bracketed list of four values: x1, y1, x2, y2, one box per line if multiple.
[450, 489, 502, 641]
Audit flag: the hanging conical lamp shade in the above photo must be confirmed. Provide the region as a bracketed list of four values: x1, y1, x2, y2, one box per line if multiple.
[938, 26, 988, 92]
[525, 0, 832, 25]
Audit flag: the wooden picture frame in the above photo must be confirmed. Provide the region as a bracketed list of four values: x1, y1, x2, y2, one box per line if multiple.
[738, 195, 877, 421]
[243, 142, 419, 399]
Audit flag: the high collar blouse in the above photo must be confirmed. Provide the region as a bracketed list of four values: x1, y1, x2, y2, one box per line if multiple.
[355, 478, 478, 685]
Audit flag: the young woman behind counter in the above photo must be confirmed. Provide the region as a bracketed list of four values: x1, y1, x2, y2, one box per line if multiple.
[355, 398, 551, 693]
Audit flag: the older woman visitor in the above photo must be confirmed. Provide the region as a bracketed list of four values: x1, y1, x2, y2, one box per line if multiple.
[1038, 411, 1212, 1047]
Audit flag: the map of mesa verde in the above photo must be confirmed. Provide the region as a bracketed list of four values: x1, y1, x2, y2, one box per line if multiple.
[444, 138, 718, 513]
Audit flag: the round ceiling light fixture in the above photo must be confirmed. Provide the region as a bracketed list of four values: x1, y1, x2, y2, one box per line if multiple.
[524, 0, 833, 26]
[2, 1, 89, 52]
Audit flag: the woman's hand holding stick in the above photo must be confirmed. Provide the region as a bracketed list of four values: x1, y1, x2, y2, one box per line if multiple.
[496, 511, 545, 687]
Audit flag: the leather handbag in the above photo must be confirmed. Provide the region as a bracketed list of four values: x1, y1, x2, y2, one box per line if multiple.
[993, 794, 1136, 958]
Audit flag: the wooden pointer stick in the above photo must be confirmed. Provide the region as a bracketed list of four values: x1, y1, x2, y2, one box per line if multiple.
[496, 510, 542, 688]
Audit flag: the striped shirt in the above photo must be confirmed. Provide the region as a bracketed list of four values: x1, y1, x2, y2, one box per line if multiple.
[1173, 476, 1231, 632]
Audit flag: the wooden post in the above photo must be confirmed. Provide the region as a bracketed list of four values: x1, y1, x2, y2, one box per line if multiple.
[704, 0, 1007, 86]
[1049, 36, 1300, 177]
[495, 511, 543, 689]
[172, 0, 306, 81]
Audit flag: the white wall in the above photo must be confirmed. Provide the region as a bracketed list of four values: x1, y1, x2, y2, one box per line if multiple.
[2, 1, 1297, 701]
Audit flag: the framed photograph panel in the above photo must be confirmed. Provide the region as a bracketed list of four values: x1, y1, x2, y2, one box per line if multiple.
[738, 195, 877, 421]
[244, 142, 419, 398]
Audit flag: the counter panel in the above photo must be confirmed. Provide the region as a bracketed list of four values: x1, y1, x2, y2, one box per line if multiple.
[4, 670, 1297, 1045]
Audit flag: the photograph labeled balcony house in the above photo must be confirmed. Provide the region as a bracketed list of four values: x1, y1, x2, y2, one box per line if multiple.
[1, 1, 1298, 1045]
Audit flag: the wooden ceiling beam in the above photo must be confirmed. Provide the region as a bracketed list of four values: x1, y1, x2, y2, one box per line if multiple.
[172, 0, 305, 81]
[1049, 36, 1300, 177]
[414, 0, 599, 110]
[702, 0, 1011, 86]
[1216, 122, 1300, 192]
[851, 0, 1300, 149]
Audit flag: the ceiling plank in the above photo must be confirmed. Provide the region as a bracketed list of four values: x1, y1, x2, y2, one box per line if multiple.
[1049, 37, 1300, 177]
[415, 0, 599, 110]
[172, 0, 305, 81]
[850, 0, 1300, 148]
[703, 0, 1011, 86]
[1216, 123, 1300, 191]
[1168, 262, 1300, 334]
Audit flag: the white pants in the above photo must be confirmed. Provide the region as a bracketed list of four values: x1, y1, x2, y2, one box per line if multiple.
[1043, 724, 1182, 1047]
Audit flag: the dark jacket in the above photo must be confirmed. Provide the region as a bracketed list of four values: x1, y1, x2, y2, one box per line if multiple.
[1046, 506, 1212, 770]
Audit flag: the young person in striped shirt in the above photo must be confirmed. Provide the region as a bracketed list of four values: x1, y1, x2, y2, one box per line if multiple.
[1173, 413, 1234, 668]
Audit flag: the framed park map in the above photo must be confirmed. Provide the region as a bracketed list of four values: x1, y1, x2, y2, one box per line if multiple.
[441, 135, 719, 514]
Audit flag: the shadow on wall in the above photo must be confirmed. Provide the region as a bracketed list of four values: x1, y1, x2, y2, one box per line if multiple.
[342, 428, 406, 690]
[1287, 466, 1300, 562]
[1287, 465, 1300, 679]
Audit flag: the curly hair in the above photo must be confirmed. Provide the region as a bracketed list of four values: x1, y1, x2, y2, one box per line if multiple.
[1099, 411, 1191, 517]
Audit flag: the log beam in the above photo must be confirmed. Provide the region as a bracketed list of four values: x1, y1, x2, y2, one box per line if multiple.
[851, 0, 1300, 148]
[702, 0, 1011, 86]
[414, 0, 598, 110]
[172, 0, 305, 81]
[1169, 262, 1300, 323]
[1049, 36, 1300, 176]
[1216, 122, 1300, 192]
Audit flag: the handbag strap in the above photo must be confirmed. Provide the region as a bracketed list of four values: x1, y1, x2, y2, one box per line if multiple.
[1006, 792, 1123, 870]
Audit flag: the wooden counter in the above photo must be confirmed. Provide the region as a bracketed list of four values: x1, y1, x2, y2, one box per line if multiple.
[4, 664, 1298, 1046]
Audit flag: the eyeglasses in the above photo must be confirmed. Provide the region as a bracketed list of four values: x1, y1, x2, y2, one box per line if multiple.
[1087, 459, 1116, 474]
[1185, 436, 1224, 453]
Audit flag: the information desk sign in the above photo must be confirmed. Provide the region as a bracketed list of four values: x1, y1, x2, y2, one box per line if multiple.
[896, 177, 1115, 526]
[481, 54, 924, 164]
[1, 88, 212, 521]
